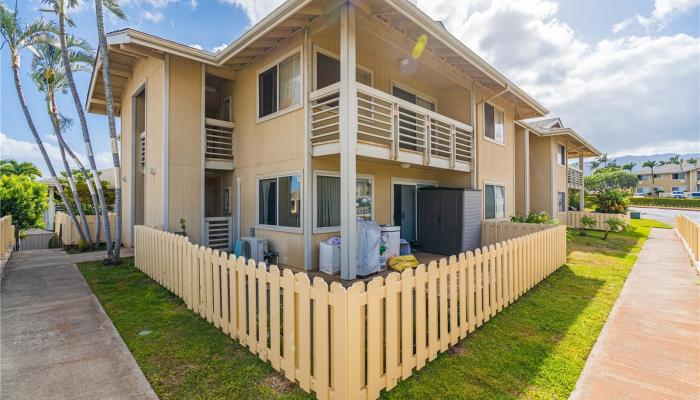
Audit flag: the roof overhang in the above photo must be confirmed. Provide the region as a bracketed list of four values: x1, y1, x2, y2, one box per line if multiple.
[516, 121, 602, 158]
[87, 0, 549, 119]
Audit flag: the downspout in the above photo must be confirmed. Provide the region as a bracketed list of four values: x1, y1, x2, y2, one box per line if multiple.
[236, 177, 241, 243]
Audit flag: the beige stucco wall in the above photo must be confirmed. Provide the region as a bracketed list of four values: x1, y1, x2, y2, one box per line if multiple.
[514, 125, 528, 216]
[119, 56, 165, 246]
[636, 169, 700, 193]
[527, 134, 568, 218]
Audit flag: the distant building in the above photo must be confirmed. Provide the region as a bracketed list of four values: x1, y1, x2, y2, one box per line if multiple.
[631, 163, 700, 195]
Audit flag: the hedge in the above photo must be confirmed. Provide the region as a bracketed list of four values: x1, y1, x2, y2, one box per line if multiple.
[629, 197, 700, 209]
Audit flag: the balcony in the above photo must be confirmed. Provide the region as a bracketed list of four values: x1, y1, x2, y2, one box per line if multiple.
[309, 82, 473, 172]
[204, 118, 235, 170]
[568, 167, 583, 190]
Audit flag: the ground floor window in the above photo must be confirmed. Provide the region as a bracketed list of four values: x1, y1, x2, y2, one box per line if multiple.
[484, 184, 505, 220]
[258, 175, 301, 229]
[315, 172, 373, 230]
[558, 192, 566, 212]
[671, 186, 687, 192]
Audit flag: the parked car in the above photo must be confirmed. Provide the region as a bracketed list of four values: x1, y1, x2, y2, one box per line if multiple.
[688, 192, 700, 199]
[670, 191, 686, 198]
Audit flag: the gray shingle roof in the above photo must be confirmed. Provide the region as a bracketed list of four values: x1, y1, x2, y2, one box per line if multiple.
[528, 117, 563, 130]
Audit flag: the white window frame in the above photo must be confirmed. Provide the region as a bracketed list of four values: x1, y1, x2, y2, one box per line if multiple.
[557, 143, 566, 167]
[484, 182, 507, 221]
[672, 173, 685, 181]
[256, 47, 303, 124]
[255, 171, 303, 233]
[390, 80, 438, 112]
[312, 170, 375, 234]
[312, 45, 374, 91]
[483, 101, 506, 146]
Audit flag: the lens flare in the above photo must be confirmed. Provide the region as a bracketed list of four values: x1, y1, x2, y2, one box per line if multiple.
[412, 34, 428, 59]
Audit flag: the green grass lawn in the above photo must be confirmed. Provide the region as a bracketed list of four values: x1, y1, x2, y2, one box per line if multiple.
[78, 218, 669, 400]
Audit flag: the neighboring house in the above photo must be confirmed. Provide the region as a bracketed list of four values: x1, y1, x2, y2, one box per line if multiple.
[632, 162, 700, 195]
[85, 0, 599, 279]
[514, 118, 600, 220]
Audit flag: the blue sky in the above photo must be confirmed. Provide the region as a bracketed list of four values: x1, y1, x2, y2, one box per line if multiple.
[1, 0, 699, 175]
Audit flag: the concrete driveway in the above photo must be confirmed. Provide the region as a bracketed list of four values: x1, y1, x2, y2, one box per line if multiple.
[630, 207, 700, 226]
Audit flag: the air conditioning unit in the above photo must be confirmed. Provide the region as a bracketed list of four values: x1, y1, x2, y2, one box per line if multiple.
[240, 237, 268, 264]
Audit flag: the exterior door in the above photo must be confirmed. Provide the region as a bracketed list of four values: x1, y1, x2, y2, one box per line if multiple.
[393, 184, 416, 241]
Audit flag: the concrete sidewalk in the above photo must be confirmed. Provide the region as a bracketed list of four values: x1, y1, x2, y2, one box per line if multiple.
[571, 228, 700, 399]
[1, 249, 156, 400]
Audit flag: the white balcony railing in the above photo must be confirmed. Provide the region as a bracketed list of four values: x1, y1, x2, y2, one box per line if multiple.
[568, 167, 583, 189]
[205, 118, 235, 170]
[204, 216, 233, 251]
[310, 82, 473, 171]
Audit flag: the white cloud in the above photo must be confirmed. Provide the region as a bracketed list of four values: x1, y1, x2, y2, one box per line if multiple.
[0, 132, 115, 177]
[416, 0, 700, 155]
[189, 0, 199, 9]
[189, 43, 204, 50]
[211, 43, 229, 53]
[142, 10, 164, 23]
[610, 140, 700, 158]
[218, 0, 284, 24]
[612, 18, 632, 33]
[145, 0, 179, 8]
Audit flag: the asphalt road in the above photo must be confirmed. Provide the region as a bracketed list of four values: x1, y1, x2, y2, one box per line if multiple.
[630, 206, 700, 226]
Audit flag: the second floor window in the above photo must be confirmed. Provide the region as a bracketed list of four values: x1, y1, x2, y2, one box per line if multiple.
[258, 52, 301, 119]
[558, 144, 566, 166]
[315, 50, 373, 89]
[484, 103, 504, 144]
[672, 173, 685, 180]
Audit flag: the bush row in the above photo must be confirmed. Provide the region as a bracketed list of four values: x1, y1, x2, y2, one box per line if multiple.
[629, 197, 700, 209]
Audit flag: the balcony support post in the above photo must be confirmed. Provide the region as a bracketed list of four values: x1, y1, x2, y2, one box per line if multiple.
[579, 153, 585, 211]
[524, 129, 530, 214]
[339, 2, 358, 280]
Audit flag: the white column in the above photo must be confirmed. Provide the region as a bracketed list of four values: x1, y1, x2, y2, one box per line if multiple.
[47, 186, 55, 231]
[470, 81, 478, 189]
[303, 27, 313, 270]
[524, 129, 530, 214]
[339, 3, 358, 280]
[579, 153, 585, 211]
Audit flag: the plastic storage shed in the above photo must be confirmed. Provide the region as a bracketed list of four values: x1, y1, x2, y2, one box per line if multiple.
[417, 188, 482, 255]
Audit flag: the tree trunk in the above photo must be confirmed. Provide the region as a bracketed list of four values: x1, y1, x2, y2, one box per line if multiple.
[53, 120, 102, 246]
[48, 95, 94, 246]
[58, 7, 112, 253]
[10, 53, 86, 243]
[95, 0, 122, 263]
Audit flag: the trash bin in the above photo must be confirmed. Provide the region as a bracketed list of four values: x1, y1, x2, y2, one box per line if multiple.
[630, 211, 641, 219]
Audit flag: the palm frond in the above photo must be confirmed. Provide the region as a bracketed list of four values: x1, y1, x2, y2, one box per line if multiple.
[102, 0, 127, 20]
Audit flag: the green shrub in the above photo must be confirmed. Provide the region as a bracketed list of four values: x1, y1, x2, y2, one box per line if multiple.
[579, 215, 596, 236]
[510, 212, 558, 224]
[0, 174, 48, 229]
[590, 189, 629, 214]
[629, 197, 700, 209]
[603, 217, 628, 240]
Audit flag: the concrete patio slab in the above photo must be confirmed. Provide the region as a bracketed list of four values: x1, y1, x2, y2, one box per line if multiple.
[0, 249, 156, 400]
[570, 228, 700, 400]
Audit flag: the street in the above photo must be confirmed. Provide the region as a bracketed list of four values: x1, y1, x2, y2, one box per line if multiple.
[630, 207, 700, 226]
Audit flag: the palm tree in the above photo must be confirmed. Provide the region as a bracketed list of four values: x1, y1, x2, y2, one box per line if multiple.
[32, 41, 94, 245]
[0, 4, 87, 241]
[597, 153, 609, 168]
[622, 162, 636, 171]
[642, 160, 660, 196]
[95, 0, 126, 263]
[668, 155, 686, 183]
[42, 0, 112, 253]
[0, 159, 42, 177]
[589, 160, 601, 171]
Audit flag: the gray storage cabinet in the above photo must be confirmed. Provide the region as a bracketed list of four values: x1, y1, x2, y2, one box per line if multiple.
[418, 188, 482, 255]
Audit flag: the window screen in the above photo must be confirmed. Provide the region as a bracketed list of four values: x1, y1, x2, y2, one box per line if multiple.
[258, 66, 277, 118]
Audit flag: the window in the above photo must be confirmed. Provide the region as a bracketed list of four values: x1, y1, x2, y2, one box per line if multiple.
[391, 84, 436, 111]
[671, 186, 687, 192]
[558, 192, 566, 212]
[557, 144, 566, 166]
[638, 175, 649, 181]
[258, 52, 301, 119]
[654, 174, 662, 179]
[315, 173, 373, 230]
[484, 184, 505, 220]
[484, 103, 505, 144]
[315, 49, 373, 89]
[636, 187, 648, 194]
[672, 173, 685, 180]
[258, 175, 301, 229]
